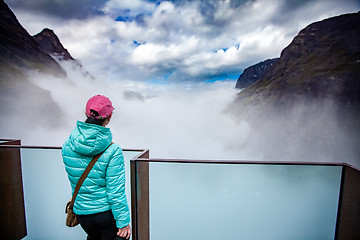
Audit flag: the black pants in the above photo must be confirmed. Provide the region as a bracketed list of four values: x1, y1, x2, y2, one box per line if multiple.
[78, 210, 126, 240]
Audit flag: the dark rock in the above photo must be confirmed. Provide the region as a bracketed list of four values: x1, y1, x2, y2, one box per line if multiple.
[33, 28, 74, 61]
[0, 0, 65, 130]
[235, 58, 278, 89]
[228, 12, 360, 164]
[231, 11, 360, 115]
[0, 0, 66, 77]
[33, 28, 94, 79]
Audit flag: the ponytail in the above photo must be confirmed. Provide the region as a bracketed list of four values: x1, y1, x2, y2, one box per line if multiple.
[85, 110, 107, 126]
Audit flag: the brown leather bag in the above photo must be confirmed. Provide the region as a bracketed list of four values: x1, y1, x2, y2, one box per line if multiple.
[65, 143, 113, 227]
[65, 200, 78, 227]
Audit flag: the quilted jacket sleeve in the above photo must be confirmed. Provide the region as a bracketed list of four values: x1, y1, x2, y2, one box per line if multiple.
[105, 145, 130, 229]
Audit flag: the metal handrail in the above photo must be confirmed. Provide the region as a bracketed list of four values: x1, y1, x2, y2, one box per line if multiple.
[0, 140, 149, 161]
[1, 144, 357, 171]
[131, 157, 360, 172]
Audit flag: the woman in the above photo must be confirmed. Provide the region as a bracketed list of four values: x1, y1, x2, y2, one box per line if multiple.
[62, 95, 131, 240]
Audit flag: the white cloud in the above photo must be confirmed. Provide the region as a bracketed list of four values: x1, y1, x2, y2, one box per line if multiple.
[9, 0, 360, 82]
[130, 36, 200, 65]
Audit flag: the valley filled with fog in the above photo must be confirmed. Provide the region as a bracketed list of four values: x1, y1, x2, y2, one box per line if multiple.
[3, 0, 358, 167]
[3, 62, 246, 160]
[3, 60, 359, 169]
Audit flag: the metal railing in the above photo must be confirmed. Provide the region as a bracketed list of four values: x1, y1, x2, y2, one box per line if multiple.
[130, 158, 360, 240]
[0, 139, 147, 240]
[0, 139, 27, 239]
[1, 139, 359, 240]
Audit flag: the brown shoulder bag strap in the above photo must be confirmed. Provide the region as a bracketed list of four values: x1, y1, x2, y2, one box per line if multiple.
[68, 142, 113, 210]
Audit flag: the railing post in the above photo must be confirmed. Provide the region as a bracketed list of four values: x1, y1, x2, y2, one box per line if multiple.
[131, 151, 150, 240]
[335, 165, 360, 239]
[0, 140, 27, 239]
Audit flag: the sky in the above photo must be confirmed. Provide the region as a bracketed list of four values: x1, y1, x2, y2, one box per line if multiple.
[6, 0, 360, 83]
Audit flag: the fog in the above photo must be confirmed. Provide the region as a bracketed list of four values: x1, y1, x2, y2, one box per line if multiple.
[2, 60, 359, 168]
[3, 61, 249, 159]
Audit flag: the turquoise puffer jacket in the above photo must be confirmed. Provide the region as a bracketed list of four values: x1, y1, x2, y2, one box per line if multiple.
[62, 121, 130, 228]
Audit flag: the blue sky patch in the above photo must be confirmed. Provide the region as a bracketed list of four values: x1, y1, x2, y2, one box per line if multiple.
[116, 15, 133, 22]
[133, 40, 141, 46]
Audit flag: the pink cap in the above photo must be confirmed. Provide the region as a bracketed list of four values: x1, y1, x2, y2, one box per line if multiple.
[85, 95, 114, 119]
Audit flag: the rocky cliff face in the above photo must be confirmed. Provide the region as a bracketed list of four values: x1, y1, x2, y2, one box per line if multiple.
[33, 28, 74, 61]
[0, 0, 96, 133]
[235, 58, 278, 89]
[231, 12, 360, 115]
[0, 0, 67, 129]
[229, 12, 360, 164]
[33, 27, 93, 78]
[0, 1, 65, 77]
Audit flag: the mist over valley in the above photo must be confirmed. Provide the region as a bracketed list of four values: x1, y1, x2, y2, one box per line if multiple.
[1, 0, 359, 168]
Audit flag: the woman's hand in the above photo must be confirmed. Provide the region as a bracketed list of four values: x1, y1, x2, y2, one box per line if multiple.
[117, 224, 131, 239]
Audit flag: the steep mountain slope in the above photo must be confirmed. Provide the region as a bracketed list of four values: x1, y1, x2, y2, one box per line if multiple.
[228, 12, 360, 164]
[0, 1, 65, 77]
[33, 28, 94, 79]
[33, 28, 75, 61]
[0, 0, 67, 131]
[231, 12, 360, 115]
[235, 58, 278, 89]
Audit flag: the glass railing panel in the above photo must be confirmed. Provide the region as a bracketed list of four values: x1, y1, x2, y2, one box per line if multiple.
[21, 148, 140, 240]
[149, 163, 342, 240]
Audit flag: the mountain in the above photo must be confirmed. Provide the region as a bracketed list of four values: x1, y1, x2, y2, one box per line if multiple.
[235, 58, 278, 89]
[231, 11, 360, 116]
[228, 12, 360, 164]
[0, 0, 67, 131]
[0, 1, 65, 77]
[33, 28, 94, 79]
[0, 0, 97, 135]
[33, 28, 75, 61]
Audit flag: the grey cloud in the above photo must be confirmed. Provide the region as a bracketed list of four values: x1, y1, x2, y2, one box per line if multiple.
[193, 0, 245, 28]
[283, 0, 314, 8]
[271, 0, 360, 26]
[8, 0, 358, 83]
[99, 0, 359, 83]
[6, 0, 109, 19]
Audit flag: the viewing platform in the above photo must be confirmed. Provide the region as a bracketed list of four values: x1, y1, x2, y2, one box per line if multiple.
[1, 139, 359, 240]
